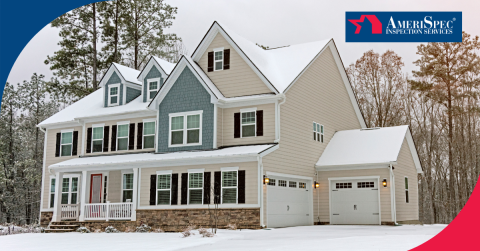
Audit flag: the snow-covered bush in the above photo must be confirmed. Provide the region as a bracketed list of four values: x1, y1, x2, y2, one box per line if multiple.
[105, 226, 120, 233]
[136, 224, 152, 233]
[181, 225, 196, 238]
[226, 223, 237, 230]
[153, 228, 165, 233]
[76, 227, 91, 233]
[198, 228, 214, 238]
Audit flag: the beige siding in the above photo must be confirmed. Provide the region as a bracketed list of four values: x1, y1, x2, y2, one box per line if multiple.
[198, 33, 272, 97]
[219, 103, 275, 147]
[261, 48, 364, 224]
[85, 116, 156, 156]
[140, 162, 258, 207]
[315, 169, 392, 223]
[108, 171, 122, 203]
[42, 127, 83, 209]
[394, 139, 419, 221]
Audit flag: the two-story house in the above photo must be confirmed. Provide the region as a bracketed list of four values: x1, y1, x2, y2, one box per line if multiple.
[38, 22, 423, 231]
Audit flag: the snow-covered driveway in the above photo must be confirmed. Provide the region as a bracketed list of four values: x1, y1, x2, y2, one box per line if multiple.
[1, 225, 446, 251]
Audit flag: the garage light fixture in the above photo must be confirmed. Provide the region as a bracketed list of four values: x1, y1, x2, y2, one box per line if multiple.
[263, 175, 269, 184]
[314, 181, 319, 189]
[383, 179, 387, 187]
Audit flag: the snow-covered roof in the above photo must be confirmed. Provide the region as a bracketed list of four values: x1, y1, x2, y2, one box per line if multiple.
[112, 63, 142, 85]
[152, 56, 176, 75]
[49, 144, 277, 170]
[316, 126, 422, 173]
[38, 89, 151, 127]
[192, 22, 331, 94]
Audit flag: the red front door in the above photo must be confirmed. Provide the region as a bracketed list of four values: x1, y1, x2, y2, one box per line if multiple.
[90, 174, 103, 203]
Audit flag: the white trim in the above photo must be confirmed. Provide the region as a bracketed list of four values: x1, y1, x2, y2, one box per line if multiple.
[213, 49, 224, 71]
[92, 123, 105, 127]
[316, 162, 391, 171]
[138, 204, 260, 210]
[143, 118, 156, 123]
[61, 128, 74, 133]
[265, 171, 313, 181]
[156, 170, 173, 175]
[239, 107, 257, 113]
[240, 110, 256, 138]
[40, 129, 48, 212]
[59, 131, 74, 157]
[121, 172, 134, 202]
[213, 47, 224, 52]
[213, 104, 217, 149]
[116, 122, 130, 151]
[405, 130, 423, 174]
[147, 78, 161, 101]
[81, 122, 86, 156]
[217, 94, 281, 109]
[188, 168, 205, 173]
[48, 177, 55, 209]
[155, 172, 172, 206]
[221, 166, 239, 171]
[91, 125, 105, 153]
[121, 169, 134, 174]
[168, 110, 203, 147]
[108, 83, 121, 107]
[221, 170, 238, 204]
[404, 176, 409, 203]
[137, 57, 169, 83]
[117, 121, 130, 125]
[142, 120, 156, 149]
[187, 172, 204, 205]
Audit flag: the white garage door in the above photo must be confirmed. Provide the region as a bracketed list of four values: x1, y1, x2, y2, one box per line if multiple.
[330, 179, 380, 225]
[267, 178, 311, 228]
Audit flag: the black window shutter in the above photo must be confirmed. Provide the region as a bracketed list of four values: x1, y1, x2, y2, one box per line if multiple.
[129, 123, 135, 150]
[238, 170, 246, 204]
[214, 171, 221, 204]
[150, 174, 157, 205]
[207, 52, 214, 72]
[234, 112, 241, 138]
[256, 110, 263, 136]
[223, 49, 230, 70]
[103, 126, 109, 152]
[55, 133, 61, 157]
[171, 173, 178, 205]
[203, 172, 211, 204]
[137, 122, 143, 149]
[181, 173, 188, 205]
[111, 125, 117, 151]
[86, 128, 92, 153]
[72, 131, 78, 156]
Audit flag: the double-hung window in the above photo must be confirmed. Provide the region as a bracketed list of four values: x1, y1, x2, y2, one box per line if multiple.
[117, 122, 129, 151]
[108, 84, 120, 106]
[222, 171, 238, 204]
[157, 174, 171, 205]
[61, 177, 78, 204]
[241, 108, 256, 137]
[214, 48, 223, 71]
[60, 130, 73, 157]
[313, 122, 324, 142]
[147, 79, 160, 101]
[169, 111, 202, 147]
[405, 177, 409, 203]
[143, 120, 155, 149]
[122, 173, 133, 202]
[188, 172, 203, 204]
[92, 126, 104, 153]
[49, 178, 56, 208]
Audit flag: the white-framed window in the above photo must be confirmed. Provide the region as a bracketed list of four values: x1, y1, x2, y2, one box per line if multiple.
[299, 182, 306, 189]
[108, 83, 120, 106]
[49, 178, 56, 208]
[278, 180, 287, 187]
[405, 177, 409, 203]
[336, 182, 352, 189]
[214, 48, 223, 71]
[241, 108, 256, 138]
[157, 174, 171, 205]
[61, 176, 79, 205]
[143, 120, 156, 149]
[222, 171, 238, 204]
[268, 178, 276, 186]
[92, 125, 104, 153]
[289, 181, 297, 188]
[147, 78, 160, 101]
[60, 129, 73, 157]
[357, 182, 375, 188]
[117, 122, 129, 151]
[169, 111, 202, 147]
[122, 173, 133, 202]
[313, 122, 324, 142]
[188, 172, 203, 204]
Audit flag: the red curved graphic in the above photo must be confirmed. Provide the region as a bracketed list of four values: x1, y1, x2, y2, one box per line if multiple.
[348, 15, 382, 34]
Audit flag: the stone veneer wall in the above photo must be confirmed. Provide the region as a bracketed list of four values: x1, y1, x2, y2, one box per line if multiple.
[43, 208, 260, 232]
[40, 212, 53, 227]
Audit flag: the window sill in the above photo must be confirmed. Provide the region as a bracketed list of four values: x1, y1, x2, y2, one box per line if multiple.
[168, 143, 202, 148]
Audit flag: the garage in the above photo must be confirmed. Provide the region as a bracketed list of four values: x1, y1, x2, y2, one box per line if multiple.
[330, 178, 380, 225]
[267, 176, 312, 228]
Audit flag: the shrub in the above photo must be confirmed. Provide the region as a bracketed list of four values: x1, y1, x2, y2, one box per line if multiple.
[198, 228, 214, 238]
[181, 225, 196, 238]
[226, 223, 237, 230]
[105, 226, 120, 233]
[153, 228, 165, 233]
[76, 227, 91, 233]
[136, 224, 152, 233]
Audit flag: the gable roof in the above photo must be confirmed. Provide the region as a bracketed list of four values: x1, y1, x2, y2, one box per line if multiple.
[191, 22, 331, 93]
[137, 56, 176, 80]
[315, 125, 423, 173]
[111, 63, 142, 85]
[147, 55, 224, 109]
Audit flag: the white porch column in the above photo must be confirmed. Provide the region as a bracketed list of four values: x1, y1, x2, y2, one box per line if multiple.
[79, 170, 88, 221]
[52, 172, 64, 222]
[131, 168, 138, 221]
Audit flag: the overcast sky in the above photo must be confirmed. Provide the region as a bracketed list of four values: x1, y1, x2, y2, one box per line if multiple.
[7, 0, 480, 85]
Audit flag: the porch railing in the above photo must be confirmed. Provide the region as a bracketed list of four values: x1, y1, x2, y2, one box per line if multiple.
[61, 204, 79, 220]
[84, 202, 133, 221]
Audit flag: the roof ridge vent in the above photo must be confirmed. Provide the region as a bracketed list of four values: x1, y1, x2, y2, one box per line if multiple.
[361, 127, 381, 131]
[265, 45, 290, 50]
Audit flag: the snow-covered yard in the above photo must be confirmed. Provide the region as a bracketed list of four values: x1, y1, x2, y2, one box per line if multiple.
[0, 224, 446, 251]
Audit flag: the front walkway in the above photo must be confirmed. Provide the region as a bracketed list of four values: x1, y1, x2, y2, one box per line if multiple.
[2, 225, 445, 251]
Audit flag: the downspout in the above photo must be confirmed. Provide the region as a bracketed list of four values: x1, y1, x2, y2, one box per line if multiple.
[390, 164, 397, 224]
[259, 155, 265, 227]
[38, 126, 47, 223]
[274, 95, 286, 143]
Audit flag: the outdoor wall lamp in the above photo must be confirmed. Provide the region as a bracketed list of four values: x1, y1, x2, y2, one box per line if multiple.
[314, 181, 319, 189]
[263, 175, 269, 184]
[383, 179, 387, 187]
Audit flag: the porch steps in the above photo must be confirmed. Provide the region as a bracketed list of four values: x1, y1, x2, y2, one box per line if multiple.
[45, 224, 79, 233]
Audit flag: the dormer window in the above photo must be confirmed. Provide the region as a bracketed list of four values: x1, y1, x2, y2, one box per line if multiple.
[214, 48, 223, 71]
[108, 84, 120, 106]
[208, 48, 230, 72]
[147, 78, 160, 101]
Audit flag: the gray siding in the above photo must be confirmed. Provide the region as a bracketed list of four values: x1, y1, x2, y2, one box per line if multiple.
[126, 87, 141, 103]
[104, 71, 123, 107]
[157, 67, 214, 152]
[143, 65, 163, 102]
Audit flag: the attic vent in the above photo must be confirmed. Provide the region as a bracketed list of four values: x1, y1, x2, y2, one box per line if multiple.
[265, 45, 290, 50]
[361, 127, 381, 131]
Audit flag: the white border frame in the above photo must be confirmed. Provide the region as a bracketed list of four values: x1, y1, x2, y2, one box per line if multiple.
[168, 110, 203, 147]
[142, 119, 156, 150]
[221, 170, 238, 204]
[156, 173, 172, 206]
[240, 108, 257, 138]
[147, 78, 161, 101]
[213, 47, 224, 71]
[116, 121, 130, 151]
[91, 125, 105, 153]
[108, 83, 120, 107]
[187, 170, 204, 205]
[59, 129, 74, 157]
[404, 176, 409, 203]
[121, 171, 134, 203]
